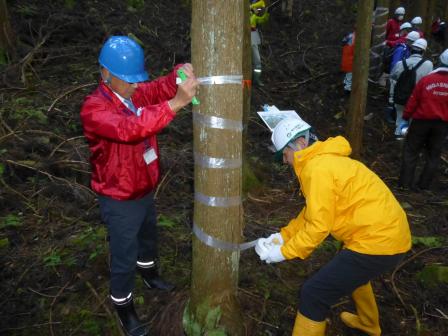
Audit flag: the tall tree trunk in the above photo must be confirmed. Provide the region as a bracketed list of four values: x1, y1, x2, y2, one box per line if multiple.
[424, 0, 437, 36]
[369, 1, 389, 81]
[411, 0, 428, 22]
[185, 1, 245, 335]
[389, 0, 401, 15]
[445, 0, 448, 48]
[346, 0, 374, 159]
[282, 0, 293, 18]
[0, 0, 16, 63]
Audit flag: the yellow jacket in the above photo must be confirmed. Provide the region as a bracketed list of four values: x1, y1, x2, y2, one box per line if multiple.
[280, 136, 411, 260]
[250, 1, 269, 29]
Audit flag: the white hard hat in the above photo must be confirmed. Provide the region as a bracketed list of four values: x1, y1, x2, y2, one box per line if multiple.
[440, 49, 448, 66]
[406, 31, 420, 42]
[400, 22, 412, 30]
[411, 16, 422, 25]
[395, 7, 405, 15]
[271, 117, 311, 152]
[412, 38, 427, 51]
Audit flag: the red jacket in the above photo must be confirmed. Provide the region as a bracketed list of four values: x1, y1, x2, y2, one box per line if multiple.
[341, 32, 355, 73]
[404, 68, 448, 122]
[386, 18, 401, 42]
[80, 68, 179, 200]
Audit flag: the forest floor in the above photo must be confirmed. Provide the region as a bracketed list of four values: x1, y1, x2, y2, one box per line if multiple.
[1, 1, 448, 335]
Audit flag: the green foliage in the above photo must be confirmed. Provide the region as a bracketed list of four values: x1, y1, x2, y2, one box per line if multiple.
[157, 214, 178, 228]
[43, 251, 62, 267]
[412, 236, 445, 248]
[316, 239, 342, 255]
[183, 300, 226, 336]
[16, 4, 39, 17]
[69, 226, 107, 261]
[417, 264, 448, 288]
[0, 238, 10, 249]
[127, 0, 145, 12]
[64, 0, 76, 10]
[135, 295, 144, 305]
[0, 214, 23, 229]
[0, 48, 7, 65]
[8, 97, 47, 124]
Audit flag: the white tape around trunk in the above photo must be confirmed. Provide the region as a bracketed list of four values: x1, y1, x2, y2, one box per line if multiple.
[193, 222, 258, 251]
[194, 152, 242, 169]
[193, 112, 243, 131]
[195, 191, 241, 207]
[197, 75, 243, 85]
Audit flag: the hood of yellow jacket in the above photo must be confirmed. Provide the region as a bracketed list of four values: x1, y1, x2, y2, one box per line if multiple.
[293, 136, 352, 176]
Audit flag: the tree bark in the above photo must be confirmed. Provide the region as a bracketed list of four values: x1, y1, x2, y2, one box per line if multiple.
[389, 0, 401, 15]
[346, 0, 375, 159]
[0, 0, 16, 63]
[186, 1, 245, 335]
[369, 0, 389, 81]
[282, 0, 293, 18]
[445, 0, 448, 48]
[423, 0, 437, 36]
[411, 0, 428, 22]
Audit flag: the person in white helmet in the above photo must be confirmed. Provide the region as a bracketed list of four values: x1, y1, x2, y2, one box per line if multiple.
[411, 16, 424, 37]
[399, 49, 448, 190]
[391, 38, 433, 139]
[386, 7, 406, 44]
[255, 117, 411, 336]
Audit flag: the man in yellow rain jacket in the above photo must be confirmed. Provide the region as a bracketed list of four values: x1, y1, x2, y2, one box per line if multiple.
[255, 117, 411, 336]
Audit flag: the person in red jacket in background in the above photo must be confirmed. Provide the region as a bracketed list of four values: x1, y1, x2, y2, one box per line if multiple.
[399, 49, 448, 191]
[80, 36, 199, 336]
[386, 7, 406, 44]
[341, 30, 355, 94]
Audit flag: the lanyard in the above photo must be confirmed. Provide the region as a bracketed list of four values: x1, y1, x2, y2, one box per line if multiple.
[99, 86, 151, 149]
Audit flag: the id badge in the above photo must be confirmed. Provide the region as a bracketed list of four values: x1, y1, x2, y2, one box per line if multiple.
[143, 147, 158, 165]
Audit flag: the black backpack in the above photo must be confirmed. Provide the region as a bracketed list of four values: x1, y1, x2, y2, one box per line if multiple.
[394, 58, 426, 105]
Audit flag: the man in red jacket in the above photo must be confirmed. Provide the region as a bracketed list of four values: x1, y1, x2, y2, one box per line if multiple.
[386, 7, 406, 44]
[80, 36, 198, 336]
[399, 49, 448, 190]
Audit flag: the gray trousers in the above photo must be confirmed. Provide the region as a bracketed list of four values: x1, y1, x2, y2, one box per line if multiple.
[98, 192, 158, 298]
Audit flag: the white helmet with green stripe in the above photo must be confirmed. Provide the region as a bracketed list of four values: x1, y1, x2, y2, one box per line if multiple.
[271, 117, 311, 153]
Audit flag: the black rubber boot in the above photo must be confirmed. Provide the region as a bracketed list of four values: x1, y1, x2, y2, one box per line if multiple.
[113, 296, 149, 336]
[137, 261, 175, 291]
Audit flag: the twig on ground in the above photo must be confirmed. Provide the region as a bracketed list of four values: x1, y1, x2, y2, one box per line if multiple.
[47, 83, 96, 114]
[49, 280, 71, 336]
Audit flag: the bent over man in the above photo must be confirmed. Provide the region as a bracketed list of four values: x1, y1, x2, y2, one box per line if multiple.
[256, 117, 411, 336]
[80, 36, 199, 336]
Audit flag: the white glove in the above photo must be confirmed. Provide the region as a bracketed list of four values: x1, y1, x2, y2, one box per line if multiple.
[255, 238, 270, 260]
[265, 245, 286, 264]
[266, 232, 284, 246]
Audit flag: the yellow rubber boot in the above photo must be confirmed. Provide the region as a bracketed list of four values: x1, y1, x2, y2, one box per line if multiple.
[340, 282, 381, 336]
[292, 312, 326, 336]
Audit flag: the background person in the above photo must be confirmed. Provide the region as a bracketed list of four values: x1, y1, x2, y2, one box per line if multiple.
[399, 49, 448, 191]
[80, 36, 199, 336]
[255, 117, 411, 336]
[250, 0, 270, 86]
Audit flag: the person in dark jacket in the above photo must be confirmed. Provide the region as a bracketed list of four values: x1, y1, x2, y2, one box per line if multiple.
[399, 49, 448, 190]
[80, 36, 199, 336]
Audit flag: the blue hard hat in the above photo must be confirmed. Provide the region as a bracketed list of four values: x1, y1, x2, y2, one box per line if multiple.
[99, 36, 149, 83]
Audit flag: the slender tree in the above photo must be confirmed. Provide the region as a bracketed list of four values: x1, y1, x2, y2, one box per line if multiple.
[389, 0, 401, 14]
[0, 0, 16, 63]
[185, 1, 245, 335]
[411, 0, 429, 22]
[346, 0, 374, 159]
[369, 1, 389, 81]
[423, 0, 437, 36]
[445, 0, 448, 48]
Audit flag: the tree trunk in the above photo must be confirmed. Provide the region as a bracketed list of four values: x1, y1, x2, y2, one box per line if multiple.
[185, 1, 245, 335]
[0, 0, 16, 63]
[412, 0, 428, 22]
[346, 0, 375, 159]
[369, 0, 389, 81]
[445, 0, 448, 48]
[282, 0, 293, 18]
[424, 0, 437, 36]
[389, 0, 401, 15]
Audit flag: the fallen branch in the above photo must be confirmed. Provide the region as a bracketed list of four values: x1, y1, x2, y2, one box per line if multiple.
[47, 83, 96, 113]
